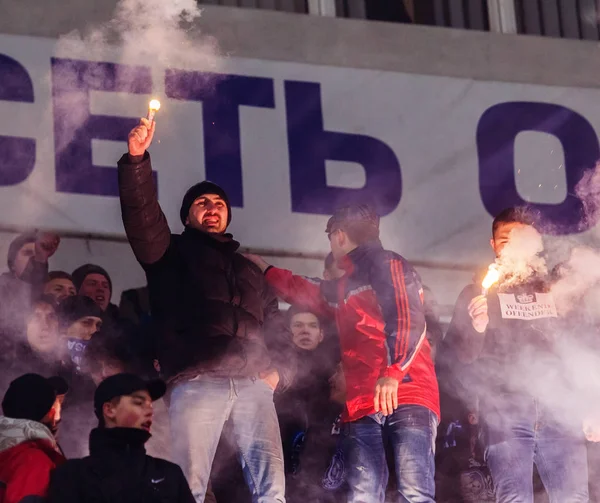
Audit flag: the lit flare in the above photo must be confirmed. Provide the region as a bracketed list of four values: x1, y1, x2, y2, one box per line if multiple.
[481, 264, 500, 295]
[147, 99, 161, 122]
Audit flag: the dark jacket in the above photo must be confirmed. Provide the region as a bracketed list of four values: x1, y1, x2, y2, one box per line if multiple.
[48, 427, 194, 503]
[0, 416, 66, 503]
[117, 153, 295, 388]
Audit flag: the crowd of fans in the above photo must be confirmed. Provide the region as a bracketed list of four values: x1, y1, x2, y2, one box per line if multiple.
[1, 116, 599, 503]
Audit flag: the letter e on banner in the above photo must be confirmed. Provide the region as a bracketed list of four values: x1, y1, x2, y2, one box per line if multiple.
[477, 101, 600, 234]
[51, 58, 153, 196]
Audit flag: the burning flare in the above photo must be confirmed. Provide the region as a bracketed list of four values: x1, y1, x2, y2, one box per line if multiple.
[482, 264, 500, 296]
[147, 99, 161, 122]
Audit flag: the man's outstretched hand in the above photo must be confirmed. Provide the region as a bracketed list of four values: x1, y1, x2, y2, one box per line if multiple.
[34, 232, 60, 263]
[128, 118, 156, 157]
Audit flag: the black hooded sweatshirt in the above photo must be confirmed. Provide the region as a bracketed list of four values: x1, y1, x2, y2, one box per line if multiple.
[47, 427, 194, 503]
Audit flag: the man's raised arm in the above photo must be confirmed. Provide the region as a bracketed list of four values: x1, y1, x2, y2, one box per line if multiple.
[117, 118, 171, 265]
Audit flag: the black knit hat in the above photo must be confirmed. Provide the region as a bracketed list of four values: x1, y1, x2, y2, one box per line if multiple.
[56, 295, 104, 331]
[179, 181, 232, 227]
[72, 264, 112, 294]
[2, 373, 68, 422]
[7, 231, 37, 272]
[94, 373, 166, 420]
[325, 204, 380, 235]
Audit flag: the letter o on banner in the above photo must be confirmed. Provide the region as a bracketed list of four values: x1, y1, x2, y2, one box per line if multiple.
[477, 101, 600, 235]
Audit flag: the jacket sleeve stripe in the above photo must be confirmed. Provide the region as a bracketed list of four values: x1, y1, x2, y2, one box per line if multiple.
[391, 259, 410, 367]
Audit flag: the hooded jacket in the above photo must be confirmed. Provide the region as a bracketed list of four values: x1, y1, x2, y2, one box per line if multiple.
[0, 416, 65, 503]
[117, 152, 295, 388]
[47, 427, 194, 503]
[264, 240, 440, 423]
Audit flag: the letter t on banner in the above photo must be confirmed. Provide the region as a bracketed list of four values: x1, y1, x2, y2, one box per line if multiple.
[285, 81, 402, 216]
[51, 58, 153, 196]
[165, 70, 275, 207]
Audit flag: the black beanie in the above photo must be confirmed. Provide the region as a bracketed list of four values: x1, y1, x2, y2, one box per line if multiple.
[2, 373, 67, 422]
[72, 264, 112, 294]
[179, 181, 232, 227]
[7, 231, 37, 272]
[56, 295, 104, 331]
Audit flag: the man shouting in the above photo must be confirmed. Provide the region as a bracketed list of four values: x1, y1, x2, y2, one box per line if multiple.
[117, 118, 295, 503]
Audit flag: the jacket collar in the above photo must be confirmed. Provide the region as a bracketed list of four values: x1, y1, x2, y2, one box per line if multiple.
[340, 240, 383, 271]
[89, 427, 150, 459]
[182, 226, 240, 254]
[0, 416, 60, 454]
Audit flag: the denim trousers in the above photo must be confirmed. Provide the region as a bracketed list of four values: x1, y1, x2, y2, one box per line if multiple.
[484, 394, 589, 503]
[168, 375, 286, 503]
[341, 405, 437, 503]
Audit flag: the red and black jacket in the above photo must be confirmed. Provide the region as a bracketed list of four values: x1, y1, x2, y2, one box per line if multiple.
[265, 240, 440, 423]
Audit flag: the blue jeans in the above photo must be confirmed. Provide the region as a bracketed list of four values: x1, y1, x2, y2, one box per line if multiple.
[168, 375, 286, 503]
[484, 395, 589, 503]
[341, 405, 437, 503]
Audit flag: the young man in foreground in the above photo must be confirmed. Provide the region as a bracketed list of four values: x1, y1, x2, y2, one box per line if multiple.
[48, 373, 194, 503]
[246, 204, 439, 503]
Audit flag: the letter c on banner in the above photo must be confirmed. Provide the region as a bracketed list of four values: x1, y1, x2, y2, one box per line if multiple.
[0, 54, 35, 186]
[477, 101, 600, 234]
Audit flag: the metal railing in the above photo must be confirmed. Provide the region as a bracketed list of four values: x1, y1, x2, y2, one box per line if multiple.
[197, 0, 600, 41]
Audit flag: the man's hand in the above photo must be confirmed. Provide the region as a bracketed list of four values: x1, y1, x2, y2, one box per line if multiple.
[374, 376, 399, 416]
[128, 118, 156, 157]
[468, 295, 489, 333]
[583, 418, 600, 442]
[259, 369, 280, 391]
[34, 232, 60, 263]
[244, 253, 270, 273]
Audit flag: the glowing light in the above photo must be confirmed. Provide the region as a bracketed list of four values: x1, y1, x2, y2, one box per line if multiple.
[147, 99, 161, 122]
[481, 264, 500, 295]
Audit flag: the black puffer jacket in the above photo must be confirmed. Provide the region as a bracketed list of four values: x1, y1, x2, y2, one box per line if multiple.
[47, 427, 194, 503]
[118, 153, 295, 388]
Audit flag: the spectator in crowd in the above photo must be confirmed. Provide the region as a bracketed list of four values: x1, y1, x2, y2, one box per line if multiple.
[0, 373, 67, 503]
[117, 118, 296, 502]
[43, 271, 77, 304]
[0, 232, 60, 336]
[277, 307, 335, 476]
[56, 295, 103, 372]
[47, 373, 195, 503]
[247, 204, 440, 503]
[444, 207, 590, 502]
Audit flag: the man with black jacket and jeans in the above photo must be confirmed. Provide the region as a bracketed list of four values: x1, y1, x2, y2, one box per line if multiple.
[47, 373, 194, 503]
[117, 118, 295, 502]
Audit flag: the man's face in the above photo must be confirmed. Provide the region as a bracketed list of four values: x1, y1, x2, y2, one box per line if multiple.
[80, 273, 111, 311]
[12, 242, 35, 279]
[66, 316, 103, 341]
[291, 312, 323, 351]
[491, 222, 537, 257]
[105, 390, 154, 432]
[328, 229, 347, 261]
[44, 278, 77, 304]
[186, 194, 228, 234]
[26, 302, 59, 354]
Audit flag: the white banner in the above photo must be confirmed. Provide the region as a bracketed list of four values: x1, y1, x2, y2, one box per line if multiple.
[1, 33, 600, 266]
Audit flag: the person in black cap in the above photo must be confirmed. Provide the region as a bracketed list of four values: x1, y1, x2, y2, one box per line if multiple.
[47, 373, 194, 503]
[116, 118, 295, 501]
[0, 231, 60, 336]
[246, 203, 440, 503]
[0, 373, 67, 502]
[72, 263, 113, 314]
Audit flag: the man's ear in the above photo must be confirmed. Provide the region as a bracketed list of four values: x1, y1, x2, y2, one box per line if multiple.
[318, 330, 324, 343]
[489, 238, 495, 251]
